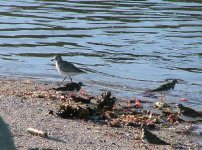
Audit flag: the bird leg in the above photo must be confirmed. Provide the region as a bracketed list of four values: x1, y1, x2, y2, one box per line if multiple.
[160, 93, 164, 102]
[69, 76, 73, 82]
[160, 93, 166, 102]
[163, 94, 166, 101]
[79, 88, 85, 96]
[59, 76, 66, 86]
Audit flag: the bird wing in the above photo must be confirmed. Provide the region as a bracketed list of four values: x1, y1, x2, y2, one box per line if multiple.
[144, 129, 169, 145]
[181, 107, 201, 118]
[59, 61, 85, 73]
[151, 82, 174, 92]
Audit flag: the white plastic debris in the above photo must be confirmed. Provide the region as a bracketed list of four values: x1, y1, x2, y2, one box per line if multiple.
[27, 128, 48, 138]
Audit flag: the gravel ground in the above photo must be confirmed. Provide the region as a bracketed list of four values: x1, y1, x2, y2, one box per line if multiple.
[0, 77, 199, 150]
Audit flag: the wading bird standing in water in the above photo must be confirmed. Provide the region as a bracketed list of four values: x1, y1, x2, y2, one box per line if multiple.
[150, 79, 178, 101]
[51, 55, 85, 85]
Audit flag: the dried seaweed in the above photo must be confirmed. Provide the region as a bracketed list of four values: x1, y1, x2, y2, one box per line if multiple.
[97, 91, 116, 113]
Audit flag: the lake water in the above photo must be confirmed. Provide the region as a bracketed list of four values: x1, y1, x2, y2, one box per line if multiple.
[0, 0, 201, 108]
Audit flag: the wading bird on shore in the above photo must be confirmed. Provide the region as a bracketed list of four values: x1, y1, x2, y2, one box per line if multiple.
[141, 125, 170, 149]
[51, 55, 85, 85]
[150, 79, 178, 101]
[177, 104, 202, 122]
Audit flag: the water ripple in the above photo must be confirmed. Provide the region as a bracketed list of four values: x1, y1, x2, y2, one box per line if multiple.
[0, 0, 201, 106]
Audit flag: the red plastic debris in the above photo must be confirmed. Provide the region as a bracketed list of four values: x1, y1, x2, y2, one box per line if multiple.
[180, 98, 188, 102]
[134, 99, 143, 109]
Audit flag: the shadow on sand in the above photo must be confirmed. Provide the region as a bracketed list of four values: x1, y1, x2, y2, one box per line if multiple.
[0, 116, 16, 150]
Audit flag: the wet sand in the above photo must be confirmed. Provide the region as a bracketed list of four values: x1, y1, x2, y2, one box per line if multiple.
[0, 77, 199, 150]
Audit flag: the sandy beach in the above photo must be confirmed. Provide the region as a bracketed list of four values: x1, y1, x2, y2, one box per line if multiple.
[0, 77, 200, 150]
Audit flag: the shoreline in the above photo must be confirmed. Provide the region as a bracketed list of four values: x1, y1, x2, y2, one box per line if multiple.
[0, 77, 200, 150]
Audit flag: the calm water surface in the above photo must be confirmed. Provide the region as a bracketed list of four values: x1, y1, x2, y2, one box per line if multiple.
[0, 0, 201, 108]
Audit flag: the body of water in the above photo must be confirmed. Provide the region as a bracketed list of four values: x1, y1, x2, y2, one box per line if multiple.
[0, 0, 201, 108]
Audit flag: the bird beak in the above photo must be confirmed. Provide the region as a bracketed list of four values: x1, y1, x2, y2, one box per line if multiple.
[51, 58, 55, 61]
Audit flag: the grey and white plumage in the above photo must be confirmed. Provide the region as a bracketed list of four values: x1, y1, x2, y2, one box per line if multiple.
[51, 55, 85, 85]
[177, 104, 202, 122]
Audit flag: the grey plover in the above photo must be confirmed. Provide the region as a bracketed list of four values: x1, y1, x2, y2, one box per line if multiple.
[51, 55, 85, 85]
[150, 79, 178, 101]
[177, 104, 202, 122]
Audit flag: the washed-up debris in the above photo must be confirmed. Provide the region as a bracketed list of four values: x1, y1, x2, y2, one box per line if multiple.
[97, 91, 116, 113]
[154, 101, 174, 117]
[27, 128, 47, 138]
[109, 118, 121, 127]
[56, 91, 116, 120]
[154, 101, 171, 109]
[71, 95, 91, 103]
[54, 90, 182, 129]
[121, 114, 158, 127]
[49, 110, 54, 115]
[180, 98, 188, 102]
[102, 111, 118, 120]
[1, 79, 201, 149]
[23, 80, 33, 84]
[56, 104, 90, 119]
[124, 99, 143, 109]
[134, 99, 143, 109]
[166, 113, 179, 123]
[32, 92, 46, 98]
